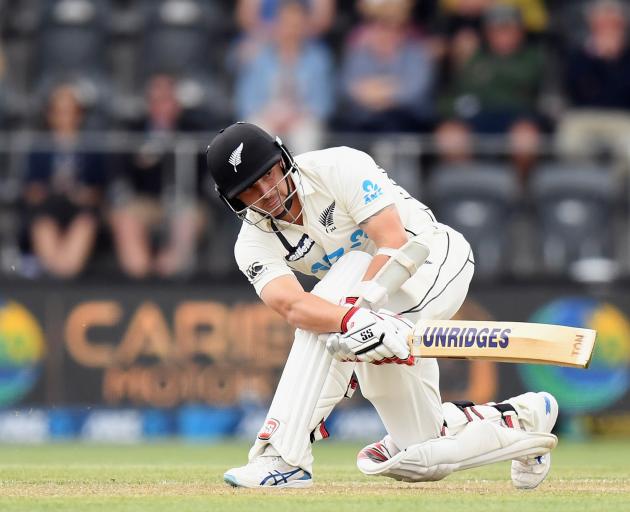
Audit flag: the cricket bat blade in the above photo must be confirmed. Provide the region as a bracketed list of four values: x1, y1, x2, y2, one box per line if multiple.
[408, 320, 596, 368]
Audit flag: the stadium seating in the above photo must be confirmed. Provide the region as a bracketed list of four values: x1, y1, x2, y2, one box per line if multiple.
[529, 162, 621, 275]
[137, 0, 231, 120]
[33, 0, 110, 122]
[141, 0, 214, 79]
[107, 0, 149, 37]
[427, 163, 521, 280]
[0, 0, 629, 280]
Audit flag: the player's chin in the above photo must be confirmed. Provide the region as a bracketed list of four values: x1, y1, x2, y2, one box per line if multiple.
[258, 200, 282, 216]
[270, 205, 291, 220]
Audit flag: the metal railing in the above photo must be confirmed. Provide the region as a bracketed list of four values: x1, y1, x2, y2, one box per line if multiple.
[0, 130, 629, 281]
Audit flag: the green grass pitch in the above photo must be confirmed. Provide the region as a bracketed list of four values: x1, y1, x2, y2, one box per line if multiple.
[0, 439, 628, 511]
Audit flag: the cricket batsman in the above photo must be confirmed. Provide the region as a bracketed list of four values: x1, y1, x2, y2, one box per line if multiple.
[206, 122, 558, 489]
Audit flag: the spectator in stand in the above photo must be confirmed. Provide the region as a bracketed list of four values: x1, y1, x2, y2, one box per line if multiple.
[430, 0, 548, 79]
[434, 119, 474, 164]
[337, 0, 435, 132]
[434, 0, 548, 33]
[504, 0, 549, 33]
[556, 0, 630, 167]
[236, 0, 336, 39]
[233, 0, 336, 74]
[430, 0, 491, 77]
[108, 74, 207, 279]
[22, 84, 106, 278]
[235, 0, 334, 153]
[436, 4, 545, 180]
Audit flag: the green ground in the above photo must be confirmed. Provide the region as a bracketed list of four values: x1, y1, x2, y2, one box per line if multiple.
[0, 440, 628, 512]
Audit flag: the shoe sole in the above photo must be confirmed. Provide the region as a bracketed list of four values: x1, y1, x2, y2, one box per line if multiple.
[223, 473, 313, 489]
[512, 453, 552, 490]
[224, 474, 239, 487]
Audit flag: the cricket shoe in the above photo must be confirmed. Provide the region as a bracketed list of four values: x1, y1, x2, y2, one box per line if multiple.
[356, 435, 403, 480]
[224, 449, 313, 488]
[507, 391, 559, 490]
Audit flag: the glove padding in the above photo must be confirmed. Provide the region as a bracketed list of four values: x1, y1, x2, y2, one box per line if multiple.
[326, 307, 415, 365]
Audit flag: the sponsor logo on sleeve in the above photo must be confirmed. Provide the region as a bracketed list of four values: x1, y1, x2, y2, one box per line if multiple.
[258, 418, 280, 440]
[246, 261, 267, 283]
[318, 201, 336, 233]
[362, 180, 383, 204]
[415, 326, 511, 349]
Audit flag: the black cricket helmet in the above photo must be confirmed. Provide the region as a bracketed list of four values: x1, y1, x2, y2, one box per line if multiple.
[206, 122, 299, 225]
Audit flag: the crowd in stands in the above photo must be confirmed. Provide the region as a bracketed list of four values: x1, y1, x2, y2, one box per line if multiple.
[0, 0, 629, 281]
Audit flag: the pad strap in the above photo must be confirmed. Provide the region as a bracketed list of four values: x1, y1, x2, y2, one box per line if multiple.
[451, 400, 486, 421]
[375, 247, 420, 275]
[309, 419, 330, 443]
[491, 402, 519, 429]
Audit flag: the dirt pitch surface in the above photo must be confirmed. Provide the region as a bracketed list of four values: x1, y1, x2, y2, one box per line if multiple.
[0, 439, 628, 511]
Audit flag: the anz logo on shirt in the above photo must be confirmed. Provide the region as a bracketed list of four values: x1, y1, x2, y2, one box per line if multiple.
[310, 229, 369, 274]
[362, 180, 383, 204]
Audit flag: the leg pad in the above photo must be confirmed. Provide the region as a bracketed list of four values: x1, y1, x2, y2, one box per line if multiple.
[357, 420, 557, 482]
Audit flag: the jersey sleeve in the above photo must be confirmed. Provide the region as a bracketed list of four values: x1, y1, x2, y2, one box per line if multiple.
[234, 227, 295, 297]
[332, 147, 396, 224]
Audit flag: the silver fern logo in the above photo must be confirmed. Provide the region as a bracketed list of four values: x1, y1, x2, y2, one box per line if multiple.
[228, 142, 244, 173]
[319, 201, 336, 233]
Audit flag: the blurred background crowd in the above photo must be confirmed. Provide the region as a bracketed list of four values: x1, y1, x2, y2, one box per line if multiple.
[1, 0, 629, 283]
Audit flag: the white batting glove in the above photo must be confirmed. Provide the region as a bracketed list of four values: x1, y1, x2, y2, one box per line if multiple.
[326, 308, 415, 365]
[326, 334, 355, 362]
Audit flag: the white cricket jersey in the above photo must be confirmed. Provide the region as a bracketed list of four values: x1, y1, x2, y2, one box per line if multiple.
[234, 146, 437, 296]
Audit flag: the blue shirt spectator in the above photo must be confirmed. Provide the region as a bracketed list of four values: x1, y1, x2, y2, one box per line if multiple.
[236, 42, 334, 122]
[234, 1, 335, 153]
[337, 0, 435, 132]
[236, 0, 336, 39]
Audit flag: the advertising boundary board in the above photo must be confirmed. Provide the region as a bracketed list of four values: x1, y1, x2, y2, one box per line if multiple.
[0, 280, 628, 439]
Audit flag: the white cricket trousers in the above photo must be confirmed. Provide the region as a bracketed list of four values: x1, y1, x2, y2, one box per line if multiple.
[249, 222, 474, 471]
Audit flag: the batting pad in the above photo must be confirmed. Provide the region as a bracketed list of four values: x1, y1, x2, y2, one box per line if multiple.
[248, 251, 372, 472]
[357, 421, 557, 482]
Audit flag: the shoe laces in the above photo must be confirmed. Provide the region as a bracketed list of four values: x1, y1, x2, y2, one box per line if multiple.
[249, 454, 292, 473]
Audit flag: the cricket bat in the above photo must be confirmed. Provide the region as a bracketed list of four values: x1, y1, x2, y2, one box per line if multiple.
[368, 237, 596, 368]
[408, 320, 596, 368]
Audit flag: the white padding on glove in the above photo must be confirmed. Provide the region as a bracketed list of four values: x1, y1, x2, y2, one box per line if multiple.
[327, 308, 414, 364]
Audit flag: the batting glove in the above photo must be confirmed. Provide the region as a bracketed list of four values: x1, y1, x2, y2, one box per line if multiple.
[326, 307, 415, 365]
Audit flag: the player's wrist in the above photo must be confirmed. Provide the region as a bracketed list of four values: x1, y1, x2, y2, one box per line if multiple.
[340, 306, 360, 333]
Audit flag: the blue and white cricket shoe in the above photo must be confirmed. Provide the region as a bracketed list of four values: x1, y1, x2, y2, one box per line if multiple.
[224, 454, 313, 489]
[509, 392, 559, 490]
